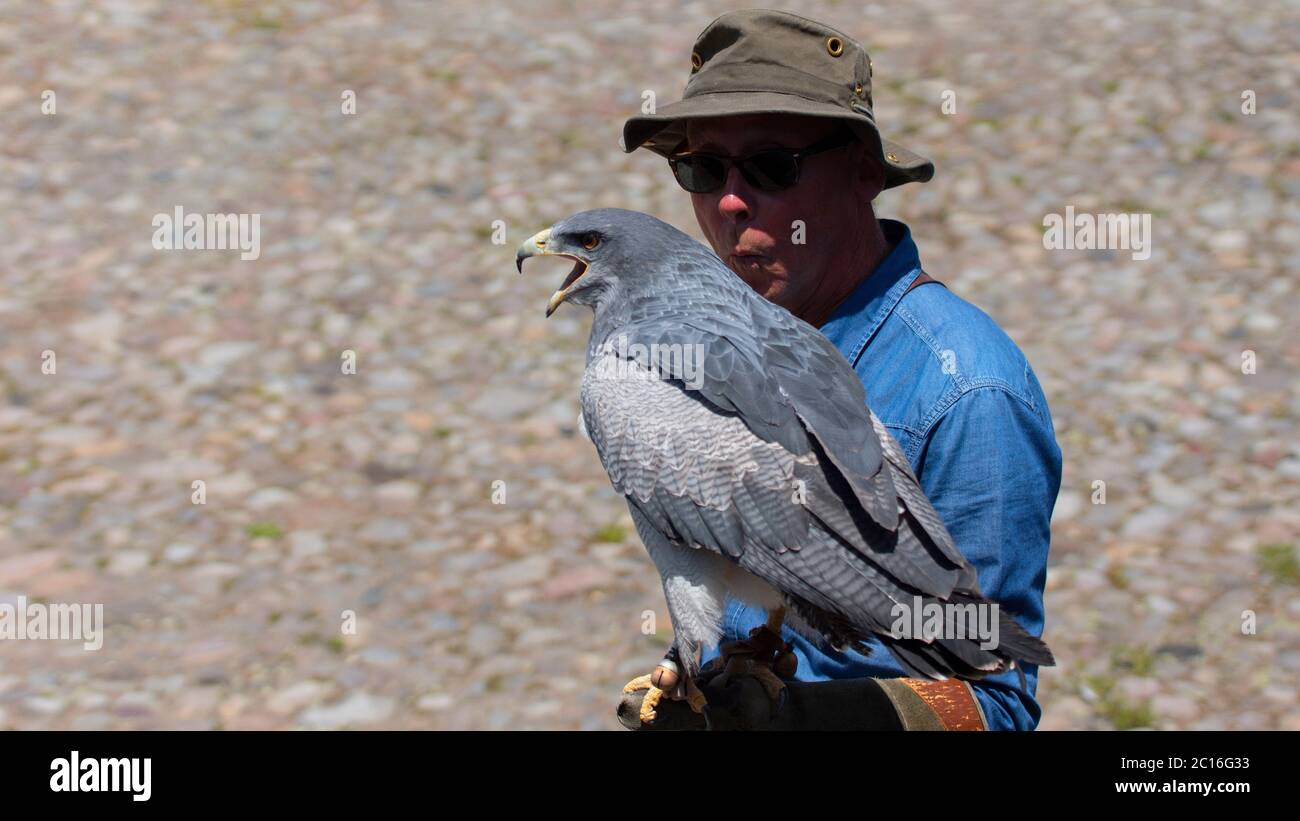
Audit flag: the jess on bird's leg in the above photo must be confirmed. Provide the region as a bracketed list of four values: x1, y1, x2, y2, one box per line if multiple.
[709, 607, 797, 715]
[623, 643, 708, 724]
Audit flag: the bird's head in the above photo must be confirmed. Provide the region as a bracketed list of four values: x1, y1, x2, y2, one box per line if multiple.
[516, 208, 693, 317]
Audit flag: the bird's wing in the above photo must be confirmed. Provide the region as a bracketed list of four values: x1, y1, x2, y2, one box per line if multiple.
[581, 348, 810, 560]
[611, 301, 904, 533]
[757, 304, 975, 579]
[581, 339, 970, 613]
[598, 306, 973, 589]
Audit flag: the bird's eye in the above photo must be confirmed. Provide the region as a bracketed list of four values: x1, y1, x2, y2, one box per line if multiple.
[581, 233, 600, 250]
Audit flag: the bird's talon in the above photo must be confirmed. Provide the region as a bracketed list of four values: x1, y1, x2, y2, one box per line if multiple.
[685, 675, 709, 714]
[639, 684, 665, 723]
[625, 670, 700, 723]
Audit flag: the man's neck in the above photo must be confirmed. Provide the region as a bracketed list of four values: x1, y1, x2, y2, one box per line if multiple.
[792, 218, 893, 329]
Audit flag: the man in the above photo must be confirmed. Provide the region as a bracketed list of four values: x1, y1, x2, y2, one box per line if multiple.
[620, 9, 1062, 730]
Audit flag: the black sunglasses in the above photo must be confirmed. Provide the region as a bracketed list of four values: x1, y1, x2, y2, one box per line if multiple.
[667, 131, 856, 194]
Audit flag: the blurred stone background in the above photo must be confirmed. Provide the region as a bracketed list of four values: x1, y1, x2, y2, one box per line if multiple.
[0, 0, 1295, 730]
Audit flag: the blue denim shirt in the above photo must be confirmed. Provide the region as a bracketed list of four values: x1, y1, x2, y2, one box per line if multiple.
[700, 219, 1063, 730]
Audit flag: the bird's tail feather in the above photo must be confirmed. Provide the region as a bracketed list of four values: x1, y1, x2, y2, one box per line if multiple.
[876, 590, 1054, 682]
[949, 589, 1056, 668]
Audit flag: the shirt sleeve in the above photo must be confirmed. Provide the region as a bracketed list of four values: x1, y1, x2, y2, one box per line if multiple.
[911, 384, 1063, 730]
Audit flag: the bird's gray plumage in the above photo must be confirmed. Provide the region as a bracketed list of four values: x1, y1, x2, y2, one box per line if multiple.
[521, 208, 1054, 683]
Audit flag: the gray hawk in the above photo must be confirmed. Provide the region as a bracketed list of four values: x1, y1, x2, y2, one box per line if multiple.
[517, 208, 1054, 724]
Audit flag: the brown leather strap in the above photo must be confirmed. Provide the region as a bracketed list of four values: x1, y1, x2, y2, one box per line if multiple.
[898, 679, 988, 730]
[877, 677, 987, 730]
[903, 270, 943, 295]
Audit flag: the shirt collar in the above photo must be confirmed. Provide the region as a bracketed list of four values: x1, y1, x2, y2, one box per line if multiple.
[819, 218, 924, 367]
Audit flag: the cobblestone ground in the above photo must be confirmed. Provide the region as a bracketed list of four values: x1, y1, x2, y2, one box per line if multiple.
[0, 0, 1296, 730]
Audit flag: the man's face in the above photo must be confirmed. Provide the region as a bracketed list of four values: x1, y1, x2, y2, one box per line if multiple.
[683, 113, 884, 310]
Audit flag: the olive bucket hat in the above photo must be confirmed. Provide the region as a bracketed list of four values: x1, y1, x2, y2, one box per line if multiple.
[621, 9, 934, 190]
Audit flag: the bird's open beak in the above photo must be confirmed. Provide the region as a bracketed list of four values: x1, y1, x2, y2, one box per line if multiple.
[515, 228, 590, 318]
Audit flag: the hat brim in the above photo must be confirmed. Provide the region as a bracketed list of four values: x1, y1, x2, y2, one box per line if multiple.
[622, 91, 933, 190]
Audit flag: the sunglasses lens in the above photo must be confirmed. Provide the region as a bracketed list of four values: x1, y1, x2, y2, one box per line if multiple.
[673, 155, 727, 193]
[743, 151, 799, 191]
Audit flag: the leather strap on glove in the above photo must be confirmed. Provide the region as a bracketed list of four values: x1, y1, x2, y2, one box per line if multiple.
[876, 678, 988, 731]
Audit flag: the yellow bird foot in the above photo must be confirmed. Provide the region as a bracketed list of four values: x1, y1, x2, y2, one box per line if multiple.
[685, 674, 709, 714]
[622, 674, 668, 724]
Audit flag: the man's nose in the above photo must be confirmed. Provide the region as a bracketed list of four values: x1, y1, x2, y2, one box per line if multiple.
[716, 166, 752, 222]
